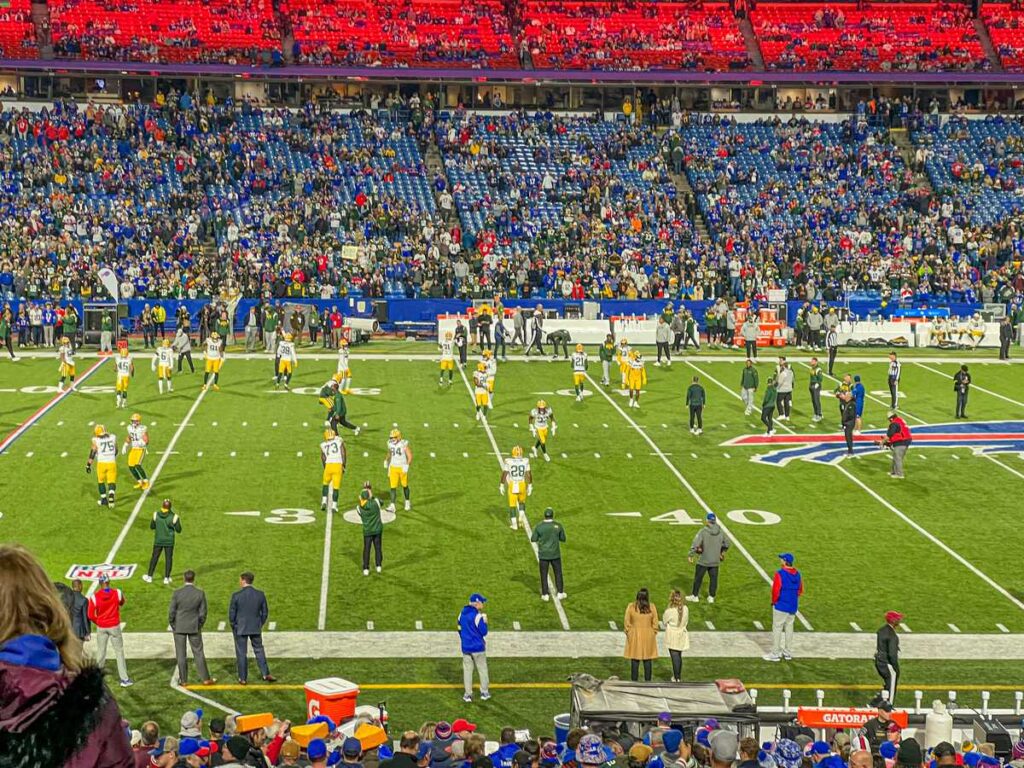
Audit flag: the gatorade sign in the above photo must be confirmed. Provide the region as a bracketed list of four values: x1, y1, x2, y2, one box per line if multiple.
[797, 708, 909, 729]
[65, 563, 137, 581]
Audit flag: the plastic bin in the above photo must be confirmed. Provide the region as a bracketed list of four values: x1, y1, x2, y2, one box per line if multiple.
[554, 713, 571, 744]
[305, 677, 360, 723]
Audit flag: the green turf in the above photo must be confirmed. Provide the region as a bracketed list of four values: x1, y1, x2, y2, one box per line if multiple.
[109, 656, 1024, 737]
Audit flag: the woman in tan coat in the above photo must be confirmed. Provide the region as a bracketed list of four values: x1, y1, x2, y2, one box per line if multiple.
[624, 587, 659, 681]
[664, 589, 690, 682]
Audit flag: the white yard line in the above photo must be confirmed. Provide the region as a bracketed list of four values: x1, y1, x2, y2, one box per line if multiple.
[584, 372, 813, 631]
[170, 669, 238, 715]
[457, 365, 570, 631]
[915, 361, 1024, 409]
[834, 463, 1024, 613]
[317, 504, 335, 631]
[87, 386, 208, 597]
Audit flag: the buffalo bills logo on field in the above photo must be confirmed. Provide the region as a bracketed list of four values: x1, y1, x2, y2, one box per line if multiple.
[722, 421, 1024, 466]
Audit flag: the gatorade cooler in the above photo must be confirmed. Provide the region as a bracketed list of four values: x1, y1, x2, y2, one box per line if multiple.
[305, 677, 360, 723]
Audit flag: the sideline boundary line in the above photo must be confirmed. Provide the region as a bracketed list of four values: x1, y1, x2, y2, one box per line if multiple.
[0, 356, 109, 454]
[171, 669, 238, 714]
[456, 364, 570, 631]
[87, 384, 209, 597]
[915, 361, 1024, 410]
[583, 371, 814, 631]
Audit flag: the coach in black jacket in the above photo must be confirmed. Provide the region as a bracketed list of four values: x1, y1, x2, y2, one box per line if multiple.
[228, 571, 276, 685]
[870, 610, 902, 706]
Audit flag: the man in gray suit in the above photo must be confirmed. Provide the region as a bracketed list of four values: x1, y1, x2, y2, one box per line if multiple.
[168, 569, 214, 685]
[228, 571, 275, 685]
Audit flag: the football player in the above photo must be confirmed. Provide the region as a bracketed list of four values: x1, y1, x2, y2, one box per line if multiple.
[626, 350, 647, 408]
[57, 335, 76, 392]
[201, 332, 223, 391]
[113, 346, 134, 408]
[337, 338, 352, 394]
[152, 338, 175, 393]
[967, 312, 986, 348]
[616, 338, 631, 388]
[276, 333, 297, 390]
[929, 316, 948, 347]
[320, 428, 347, 513]
[438, 331, 456, 386]
[384, 428, 413, 511]
[473, 362, 490, 420]
[570, 343, 588, 401]
[86, 424, 118, 507]
[122, 412, 150, 490]
[327, 379, 361, 436]
[529, 399, 556, 462]
[482, 349, 497, 406]
[499, 445, 532, 530]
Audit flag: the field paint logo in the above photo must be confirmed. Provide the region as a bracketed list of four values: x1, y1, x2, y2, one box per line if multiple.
[66, 563, 137, 581]
[722, 421, 1024, 466]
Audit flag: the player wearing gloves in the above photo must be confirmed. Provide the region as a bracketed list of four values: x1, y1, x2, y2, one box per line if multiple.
[499, 445, 532, 530]
[528, 400, 556, 462]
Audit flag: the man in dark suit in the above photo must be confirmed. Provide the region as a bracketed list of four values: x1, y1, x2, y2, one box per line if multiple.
[70, 579, 91, 641]
[169, 569, 214, 686]
[228, 571, 275, 685]
[999, 317, 1013, 360]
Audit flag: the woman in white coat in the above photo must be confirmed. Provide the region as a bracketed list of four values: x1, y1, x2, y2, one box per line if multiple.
[665, 589, 690, 682]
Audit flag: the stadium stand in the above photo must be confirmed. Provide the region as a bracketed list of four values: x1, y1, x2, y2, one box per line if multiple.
[0, 0, 36, 59]
[520, 1, 749, 71]
[50, 0, 281, 63]
[283, 0, 517, 67]
[981, 2, 1024, 70]
[751, 2, 989, 72]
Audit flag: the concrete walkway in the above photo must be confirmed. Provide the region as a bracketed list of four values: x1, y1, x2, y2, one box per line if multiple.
[88, 630, 1024, 660]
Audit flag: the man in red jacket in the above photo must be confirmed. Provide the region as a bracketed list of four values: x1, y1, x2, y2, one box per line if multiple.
[87, 574, 133, 687]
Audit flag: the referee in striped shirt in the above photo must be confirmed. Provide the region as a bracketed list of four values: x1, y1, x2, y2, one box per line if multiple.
[887, 352, 901, 409]
[825, 327, 838, 376]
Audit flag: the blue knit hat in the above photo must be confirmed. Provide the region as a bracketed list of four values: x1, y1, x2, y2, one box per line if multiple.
[775, 740, 803, 768]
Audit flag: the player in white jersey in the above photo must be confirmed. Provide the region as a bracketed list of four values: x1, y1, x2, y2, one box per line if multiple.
[276, 333, 298, 390]
[499, 445, 533, 530]
[320, 428, 347, 513]
[472, 362, 490, 420]
[570, 344, 588, 401]
[114, 347, 134, 408]
[481, 350, 497, 406]
[438, 331, 456, 386]
[86, 424, 118, 507]
[122, 412, 150, 490]
[57, 336, 76, 392]
[384, 428, 413, 511]
[202, 332, 223, 391]
[529, 399, 556, 462]
[336, 338, 353, 394]
[152, 339, 175, 393]
[616, 338, 632, 388]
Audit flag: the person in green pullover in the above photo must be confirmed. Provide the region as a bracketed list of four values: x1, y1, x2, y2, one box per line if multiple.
[740, 359, 759, 416]
[808, 356, 824, 422]
[598, 335, 616, 386]
[761, 376, 779, 436]
[686, 375, 706, 435]
[358, 487, 384, 576]
[531, 507, 566, 601]
[144, 499, 181, 584]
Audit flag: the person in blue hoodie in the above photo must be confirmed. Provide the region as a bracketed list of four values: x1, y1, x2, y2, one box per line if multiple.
[852, 375, 866, 433]
[458, 593, 490, 704]
[489, 728, 520, 768]
[762, 553, 802, 662]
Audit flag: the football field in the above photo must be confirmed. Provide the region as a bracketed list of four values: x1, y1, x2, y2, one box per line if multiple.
[3, 343, 1024, 642]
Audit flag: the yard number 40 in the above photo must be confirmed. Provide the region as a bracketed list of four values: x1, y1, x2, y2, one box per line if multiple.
[649, 509, 781, 526]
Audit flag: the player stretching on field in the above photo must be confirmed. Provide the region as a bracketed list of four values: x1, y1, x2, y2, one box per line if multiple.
[337, 338, 352, 394]
[57, 336, 76, 392]
[275, 333, 297, 390]
[327, 380, 361, 436]
[529, 400, 556, 462]
[123, 413, 150, 491]
[114, 347, 134, 409]
[201, 332, 223, 391]
[152, 339, 174, 393]
[438, 332, 456, 386]
[571, 344, 588, 401]
[500, 445, 532, 530]
[86, 424, 118, 508]
[473, 362, 490, 420]
[320, 428, 346, 513]
[384, 429, 413, 511]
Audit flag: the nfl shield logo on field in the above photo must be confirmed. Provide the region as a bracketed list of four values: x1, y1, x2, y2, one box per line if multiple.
[65, 563, 137, 581]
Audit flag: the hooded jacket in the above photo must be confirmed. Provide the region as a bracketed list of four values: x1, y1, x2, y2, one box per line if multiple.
[688, 522, 730, 567]
[771, 566, 803, 614]
[457, 605, 488, 654]
[0, 634, 133, 767]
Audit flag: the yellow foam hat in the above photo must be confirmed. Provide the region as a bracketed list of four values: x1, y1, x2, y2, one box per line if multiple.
[291, 722, 330, 748]
[235, 712, 274, 734]
[355, 723, 388, 751]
